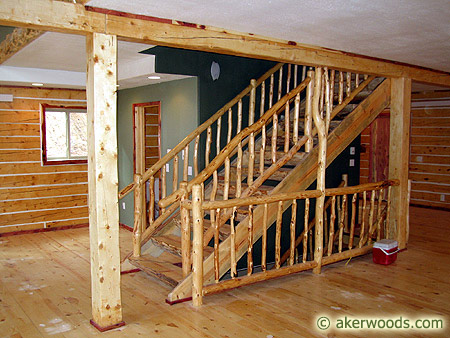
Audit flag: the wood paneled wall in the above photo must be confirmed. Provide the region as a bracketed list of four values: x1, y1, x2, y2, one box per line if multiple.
[410, 102, 450, 209]
[0, 86, 88, 234]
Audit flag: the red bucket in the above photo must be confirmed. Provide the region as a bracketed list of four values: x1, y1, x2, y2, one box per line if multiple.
[373, 239, 398, 265]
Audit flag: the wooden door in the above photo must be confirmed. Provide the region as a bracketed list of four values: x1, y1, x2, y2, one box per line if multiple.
[368, 112, 390, 182]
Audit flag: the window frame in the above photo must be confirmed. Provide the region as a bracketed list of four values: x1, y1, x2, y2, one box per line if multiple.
[40, 103, 88, 166]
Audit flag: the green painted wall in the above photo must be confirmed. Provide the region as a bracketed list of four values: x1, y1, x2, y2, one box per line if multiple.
[117, 77, 199, 226]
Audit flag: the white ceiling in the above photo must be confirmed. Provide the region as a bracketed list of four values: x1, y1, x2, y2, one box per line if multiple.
[1, 0, 449, 90]
[0, 32, 190, 89]
[86, 0, 450, 73]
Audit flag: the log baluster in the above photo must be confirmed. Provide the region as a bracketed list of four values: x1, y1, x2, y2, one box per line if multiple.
[260, 80, 266, 119]
[236, 100, 243, 198]
[303, 198, 310, 263]
[346, 72, 351, 97]
[286, 64, 291, 92]
[355, 73, 360, 88]
[294, 64, 298, 88]
[269, 73, 274, 108]
[133, 173, 143, 257]
[180, 182, 191, 278]
[302, 65, 306, 82]
[161, 167, 166, 213]
[329, 69, 335, 112]
[386, 186, 392, 239]
[271, 113, 278, 163]
[183, 145, 189, 182]
[338, 194, 347, 253]
[284, 101, 290, 153]
[327, 196, 336, 256]
[205, 126, 212, 167]
[305, 70, 314, 152]
[260, 124, 266, 175]
[368, 190, 376, 244]
[275, 201, 283, 269]
[216, 116, 221, 156]
[359, 191, 367, 248]
[248, 79, 256, 186]
[148, 176, 155, 225]
[289, 199, 297, 266]
[338, 71, 344, 104]
[278, 66, 283, 101]
[349, 193, 357, 249]
[230, 207, 237, 278]
[247, 205, 254, 275]
[262, 203, 268, 271]
[173, 155, 179, 192]
[324, 68, 331, 132]
[214, 208, 220, 283]
[293, 92, 300, 144]
[377, 188, 384, 241]
[194, 135, 200, 177]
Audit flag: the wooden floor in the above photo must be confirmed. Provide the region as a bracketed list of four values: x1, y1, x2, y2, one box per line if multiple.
[1, 206, 449, 337]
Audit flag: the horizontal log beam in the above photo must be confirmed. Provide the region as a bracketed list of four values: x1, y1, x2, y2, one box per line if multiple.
[0, 0, 449, 86]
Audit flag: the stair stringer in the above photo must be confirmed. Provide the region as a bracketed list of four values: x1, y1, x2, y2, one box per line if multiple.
[167, 78, 391, 302]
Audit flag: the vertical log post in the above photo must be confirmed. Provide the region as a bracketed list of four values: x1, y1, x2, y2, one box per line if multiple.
[86, 32, 124, 330]
[389, 77, 411, 249]
[192, 184, 204, 306]
[261, 203, 268, 271]
[312, 67, 325, 274]
[275, 201, 283, 269]
[180, 182, 191, 278]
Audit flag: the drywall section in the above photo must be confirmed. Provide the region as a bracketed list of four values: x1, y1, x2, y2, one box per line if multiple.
[0, 86, 88, 234]
[117, 77, 199, 227]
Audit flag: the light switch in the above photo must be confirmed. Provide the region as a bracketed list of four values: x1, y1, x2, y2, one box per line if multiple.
[349, 159, 355, 167]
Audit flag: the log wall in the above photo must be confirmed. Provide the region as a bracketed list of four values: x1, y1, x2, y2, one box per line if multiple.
[410, 95, 450, 209]
[0, 86, 88, 234]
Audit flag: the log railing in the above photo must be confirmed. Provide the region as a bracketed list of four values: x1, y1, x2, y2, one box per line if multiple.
[188, 179, 399, 305]
[123, 63, 379, 259]
[119, 63, 307, 255]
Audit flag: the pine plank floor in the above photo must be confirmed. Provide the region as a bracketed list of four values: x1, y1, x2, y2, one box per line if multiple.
[0, 206, 449, 337]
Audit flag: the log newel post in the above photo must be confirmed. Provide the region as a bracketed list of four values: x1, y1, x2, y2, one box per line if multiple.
[311, 67, 326, 274]
[132, 173, 143, 258]
[192, 184, 204, 306]
[180, 181, 191, 278]
[388, 77, 411, 249]
[86, 32, 124, 330]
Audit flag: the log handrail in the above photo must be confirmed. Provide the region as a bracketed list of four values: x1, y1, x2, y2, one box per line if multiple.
[118, 62, 284, 199]
[159, 76, 312, 208]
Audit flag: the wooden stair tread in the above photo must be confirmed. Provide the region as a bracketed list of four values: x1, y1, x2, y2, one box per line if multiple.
[151, 234, 183, 257]
[128, 254, 183, 287]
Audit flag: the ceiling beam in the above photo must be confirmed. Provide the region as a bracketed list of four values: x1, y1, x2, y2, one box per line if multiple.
[1, 0, 449, 87]
[0, 27, 43, 64]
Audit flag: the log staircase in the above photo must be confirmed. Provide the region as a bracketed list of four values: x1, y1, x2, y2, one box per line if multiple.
[119, 63, 392, 303]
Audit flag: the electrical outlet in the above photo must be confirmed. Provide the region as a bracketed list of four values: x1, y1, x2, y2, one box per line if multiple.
[440, 194, 445, 202]
[188, 166, 193, 176]
[349, 159, 355, 167]
[122, 202, 126, 210]
[166, 163, 170, 173]
[350, 147, 355, 155]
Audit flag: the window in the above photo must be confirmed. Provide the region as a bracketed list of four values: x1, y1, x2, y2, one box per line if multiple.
[41, 104, 88, 165]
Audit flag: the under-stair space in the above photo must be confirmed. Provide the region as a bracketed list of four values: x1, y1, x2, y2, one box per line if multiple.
[119, 63, 394, 304]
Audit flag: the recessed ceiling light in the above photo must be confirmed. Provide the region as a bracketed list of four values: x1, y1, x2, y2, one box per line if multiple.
[32, 83, 44, 87]
[147, 75, 161, 80]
